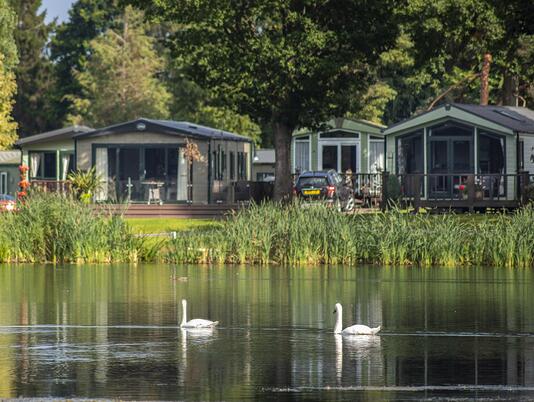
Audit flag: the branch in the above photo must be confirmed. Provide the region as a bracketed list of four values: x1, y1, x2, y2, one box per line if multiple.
[426, 73, 481, 111]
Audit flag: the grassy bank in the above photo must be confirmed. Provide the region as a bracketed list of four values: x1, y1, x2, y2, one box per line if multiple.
[0, 194, 147, 263]
[3, 195, 534, 267]
[127, 218, 219, 234]
[166, 202, 534, 268]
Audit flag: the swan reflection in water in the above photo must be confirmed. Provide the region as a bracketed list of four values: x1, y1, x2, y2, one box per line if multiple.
[179, 327, 217, 386]
[335, 333, 382, 384]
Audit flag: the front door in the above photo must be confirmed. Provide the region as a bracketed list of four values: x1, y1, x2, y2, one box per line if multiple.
[429, 138, 473, 198]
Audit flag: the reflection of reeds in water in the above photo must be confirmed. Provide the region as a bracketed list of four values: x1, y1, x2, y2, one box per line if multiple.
[166, 202, 534, 268]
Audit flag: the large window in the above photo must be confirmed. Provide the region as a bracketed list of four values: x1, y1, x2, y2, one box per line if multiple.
[294, 137, 310, 173]
[229, 152, 235, 180]
[396, 131, 424, 174]
[0, 172, 7, 194]
[29, 151, 57, 179]
[211, 146, 227, 180]
[322, 145, 338, 170]
[369, 141, 384, 173]
[237, 152, 247, 180]
[95, 145, 184, 203]
[478, 131, 505, 174]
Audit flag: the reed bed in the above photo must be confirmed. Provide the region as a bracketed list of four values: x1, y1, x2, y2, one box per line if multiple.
[0, 193, 149, 263]
[166, 202, 534, 268]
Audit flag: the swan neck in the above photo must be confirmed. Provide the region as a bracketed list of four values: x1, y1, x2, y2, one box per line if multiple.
[181, 300, 187, 326]
[334, 306, 343, 334]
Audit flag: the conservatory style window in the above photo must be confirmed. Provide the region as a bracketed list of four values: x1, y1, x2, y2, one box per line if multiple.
[369, 140, 384, 173]
[294, 136, 310, 173]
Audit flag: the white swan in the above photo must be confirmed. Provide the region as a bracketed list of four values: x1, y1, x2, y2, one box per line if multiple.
[333, 303, 381, 335]
[180, 299, 219, 328]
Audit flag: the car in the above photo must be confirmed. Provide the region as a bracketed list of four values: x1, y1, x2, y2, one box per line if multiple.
[293, 170, 355, 211]
[0, 194, 16, 212]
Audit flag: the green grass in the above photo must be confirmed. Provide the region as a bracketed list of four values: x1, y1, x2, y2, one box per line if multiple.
[126, 218, 220, 234]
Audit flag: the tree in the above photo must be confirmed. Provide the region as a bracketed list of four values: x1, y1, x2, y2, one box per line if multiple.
[0, 0, 18, 149]
[126, 0, 400, 199]
[0, 55, 17, 149]
[0, 0, 18, 70]
[163, 36, 262, 144]
[50, 0, 122, 124]
[10, 0, 56, 136]
[68, 6, 170, 127]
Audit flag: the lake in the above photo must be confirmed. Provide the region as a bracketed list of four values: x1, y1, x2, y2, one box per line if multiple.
[0, 264, 534, 401]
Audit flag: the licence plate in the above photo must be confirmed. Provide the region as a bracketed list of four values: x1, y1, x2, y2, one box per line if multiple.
[303, 189, 321, 195]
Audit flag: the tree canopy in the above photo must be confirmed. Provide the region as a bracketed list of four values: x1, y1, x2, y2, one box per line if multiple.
[0, 0, 18, 149]
[68, 6, 171, 127]
[126, 0, 401, 198]
[10, 0, 56, 136]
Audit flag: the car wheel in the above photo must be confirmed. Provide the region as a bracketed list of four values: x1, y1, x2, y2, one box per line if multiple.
[344, 196, 355, 212]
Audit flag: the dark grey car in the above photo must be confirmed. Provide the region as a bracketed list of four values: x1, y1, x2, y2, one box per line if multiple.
[294, 170, 354, 211]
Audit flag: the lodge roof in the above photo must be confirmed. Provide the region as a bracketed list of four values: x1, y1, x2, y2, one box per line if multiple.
[0, 150, 21, 165]
[74, 118, 253, 142]
[384, 103, 534, 135]
[15, 125, 93, 146]
[452, 104, 534, 134]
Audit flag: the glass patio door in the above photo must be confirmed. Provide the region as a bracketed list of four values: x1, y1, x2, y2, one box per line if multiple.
[428, 138, 473, 198]
[429, 139, 449, 196]
[319, 142, 359, 173]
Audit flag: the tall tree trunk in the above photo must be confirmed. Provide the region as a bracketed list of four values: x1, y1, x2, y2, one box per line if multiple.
[480, 53, 492, 105]
[502, 72, 518, 106]
[273, 120, 293, 201]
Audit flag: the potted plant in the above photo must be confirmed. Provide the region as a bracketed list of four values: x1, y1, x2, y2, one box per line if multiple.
[67, 167, 102, 204]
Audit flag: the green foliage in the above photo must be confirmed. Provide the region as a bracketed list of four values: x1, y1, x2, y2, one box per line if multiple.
[67, 6, 171, 126]
[49, 0, 122, 124]
[0, 54, 17, 149]
[67, 167, 102, 203]
[0, 193, 151, 263]
[0, 0, 18, 70]
[9, 0, 56, 136]
[0, 0, 17, 148]
[165, 202, 534, 268]
[126, 0, 401, 197]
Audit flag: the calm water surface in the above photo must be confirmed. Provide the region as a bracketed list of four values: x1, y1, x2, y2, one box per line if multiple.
[0, 264, 534, 401]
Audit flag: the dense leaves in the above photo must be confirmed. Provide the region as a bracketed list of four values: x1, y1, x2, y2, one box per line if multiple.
[0, 0, 18, 148]
[10, 0, 56, 136]
[67, 6, 171, 126]
[127, 0, 401, 198]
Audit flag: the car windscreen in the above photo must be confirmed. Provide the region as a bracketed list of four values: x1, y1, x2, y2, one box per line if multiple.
[298, 176, 328, 187]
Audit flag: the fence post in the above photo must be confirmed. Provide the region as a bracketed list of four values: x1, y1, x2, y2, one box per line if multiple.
[381, 171, 389, 211]
[413, 175, 421, 213]
[467, 175, 475, 212]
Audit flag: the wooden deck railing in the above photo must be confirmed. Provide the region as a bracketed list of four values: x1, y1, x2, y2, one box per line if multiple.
[31, 180, 71, 194]
[381, 172, 531, 211]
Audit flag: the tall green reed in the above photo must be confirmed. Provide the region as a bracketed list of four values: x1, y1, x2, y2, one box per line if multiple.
[165, 201, 534, 268]
[0, 193, 150, 263]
